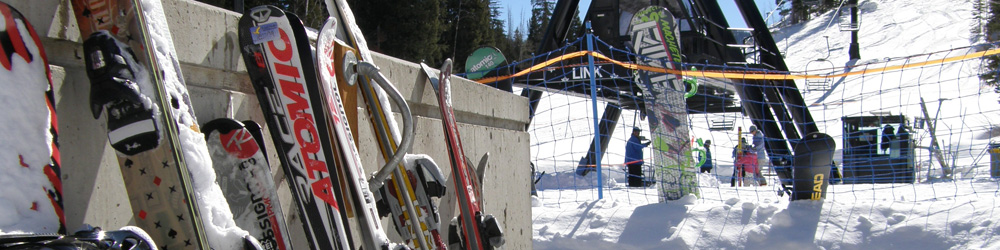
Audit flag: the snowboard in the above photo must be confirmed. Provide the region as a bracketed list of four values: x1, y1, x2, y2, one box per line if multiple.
[237, 5, 353, 250]
[203, 118, 292, 250]
[0, 2, 64, 235]
[791, 132, 836, 201]
[72, 0, 258, 249]
[628, 6, 698, 201]
[422, 59, 505, 250]
[324, 1, 448, 249]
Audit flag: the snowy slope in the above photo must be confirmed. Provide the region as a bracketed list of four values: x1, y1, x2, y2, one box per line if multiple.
[532, 0, 1000, 249]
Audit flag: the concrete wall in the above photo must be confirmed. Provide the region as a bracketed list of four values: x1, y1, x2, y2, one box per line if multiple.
[3, 0, 531, 248]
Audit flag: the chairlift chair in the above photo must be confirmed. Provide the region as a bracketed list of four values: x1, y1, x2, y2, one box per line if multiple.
[804, 58, 835, 92]
[709, 113, 737, 131]
[839, 3, 861, 32]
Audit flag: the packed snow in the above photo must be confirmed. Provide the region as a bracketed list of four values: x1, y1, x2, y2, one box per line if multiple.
[530, 0, 1000, 249]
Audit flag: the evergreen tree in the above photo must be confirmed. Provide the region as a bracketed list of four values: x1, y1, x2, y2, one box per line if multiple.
[526, 0, 555, 53]
[350, 0, 446, 66]
[442, 0, 494, 72]
[195, 0, 326, 28]
[775, 0, 841, 26]
[981, 0, 1000, 94]
[972, 0, 988, 41]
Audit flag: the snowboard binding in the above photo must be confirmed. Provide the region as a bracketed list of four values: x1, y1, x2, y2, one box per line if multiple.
[83, 31, 160, 155]
[0, 225, 156, 250]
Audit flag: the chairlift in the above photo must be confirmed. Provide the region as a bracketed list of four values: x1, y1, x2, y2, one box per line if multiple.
[804, 36, 834, 93]
[804, 59, 835, 92]
[708, 113, 737, 131]
[839, 3, 861, 32]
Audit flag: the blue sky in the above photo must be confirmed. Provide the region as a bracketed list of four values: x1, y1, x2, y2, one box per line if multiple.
[501, 0, 781, 33]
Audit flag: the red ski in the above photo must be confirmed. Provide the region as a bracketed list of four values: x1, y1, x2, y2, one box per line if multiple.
[420, 59, 504, 250]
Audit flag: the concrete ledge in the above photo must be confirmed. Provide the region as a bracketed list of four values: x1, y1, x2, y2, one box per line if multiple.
[10, 0, 531, 248]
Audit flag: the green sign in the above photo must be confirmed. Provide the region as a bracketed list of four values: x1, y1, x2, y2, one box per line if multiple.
[464, 47, 506, 80]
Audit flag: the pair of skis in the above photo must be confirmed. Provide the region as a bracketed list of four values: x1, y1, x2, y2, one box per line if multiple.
[239, 5, 418, 249]
[323, 1, 450, 249]
[419, 60, 505, 250]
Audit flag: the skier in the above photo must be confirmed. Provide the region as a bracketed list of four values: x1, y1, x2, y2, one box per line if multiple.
[731, 137, 748, 187]
[700, 140, 713, 173]
[625, 127, 651, 187]
[750, 126, 767, 186]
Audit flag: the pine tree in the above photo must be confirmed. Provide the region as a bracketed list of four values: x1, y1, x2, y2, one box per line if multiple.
[442, 0, 494, 72]
[350, 0, 446, 66]
[972, 0, 988, 42]
[526, 0, 555, 53]
[981, 0, 1000, 94]
[195, 0, 326, 28]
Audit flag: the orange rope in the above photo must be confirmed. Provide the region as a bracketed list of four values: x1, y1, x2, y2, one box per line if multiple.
[475, 47, 1000, 83]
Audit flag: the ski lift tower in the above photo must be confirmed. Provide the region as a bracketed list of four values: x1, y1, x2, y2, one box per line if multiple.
[843, 0, 861, 59]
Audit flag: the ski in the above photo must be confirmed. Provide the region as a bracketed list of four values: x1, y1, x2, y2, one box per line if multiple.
[324, 1, 447, 249]
[0, 2, 64, 235]
[72, 0, 258, 249]
[237, 5, 353, 250]
[316, 18, 410, 249]
[791, 132, 836, 201]
[241, 120, 269, 162]
[203, 118, 292, 250]
[421, 59, 505, 250]
[628, 6, 698, 201]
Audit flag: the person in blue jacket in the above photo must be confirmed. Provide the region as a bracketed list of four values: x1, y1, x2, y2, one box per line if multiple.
[626, 127, 651, 187]
[700, 140, 714, 173]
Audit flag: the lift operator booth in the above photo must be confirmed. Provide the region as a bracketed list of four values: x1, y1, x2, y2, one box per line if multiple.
[841, 115, 916, 184]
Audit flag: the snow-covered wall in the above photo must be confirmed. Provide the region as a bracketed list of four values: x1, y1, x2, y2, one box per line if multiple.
[3, 0, 532, 248]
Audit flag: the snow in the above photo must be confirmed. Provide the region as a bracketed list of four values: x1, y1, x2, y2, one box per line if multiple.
[531, 0, 1000, 249]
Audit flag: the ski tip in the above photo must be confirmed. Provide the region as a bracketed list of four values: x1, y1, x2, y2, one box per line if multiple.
[201, 118, 245, 140]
